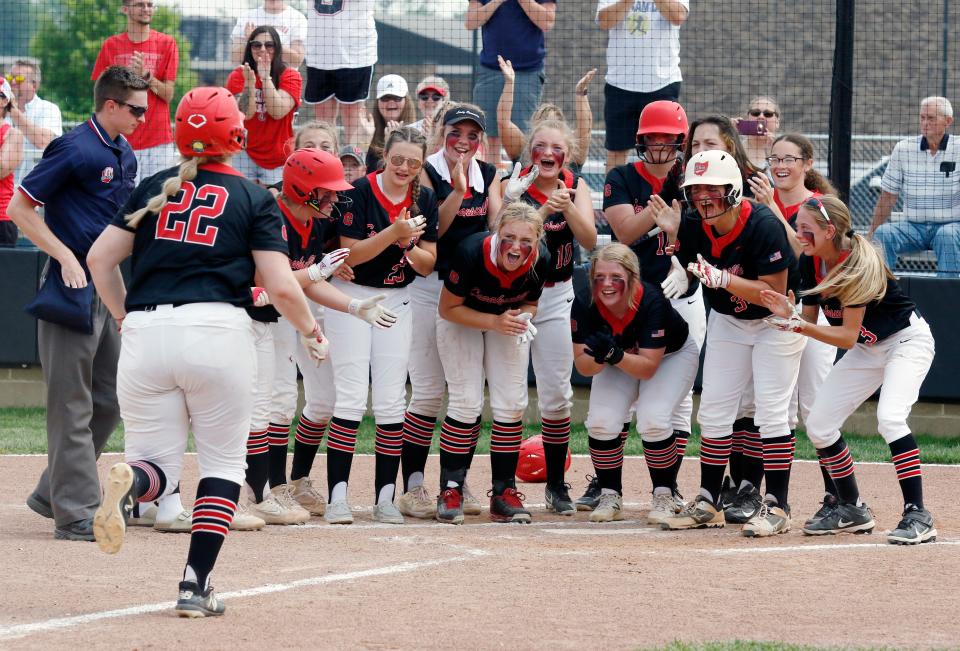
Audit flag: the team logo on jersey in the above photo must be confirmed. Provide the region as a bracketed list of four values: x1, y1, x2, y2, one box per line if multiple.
[187, 113, 208, 128]
[694, 161, 709, 176]
[448, 270, 459, 284]
[604, 183, 612, 198]
[342, 211, 354, 226]
[281, 224, 288, 242]
[100, 167, 114, 183]
[768, 251, 782, 262]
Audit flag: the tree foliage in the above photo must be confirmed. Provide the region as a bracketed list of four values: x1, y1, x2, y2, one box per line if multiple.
[30, 0, 196, 123]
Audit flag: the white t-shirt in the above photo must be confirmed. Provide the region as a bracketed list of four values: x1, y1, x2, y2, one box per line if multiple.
[305, 0, 377, 70]
[596, 0, 687, 93]
[231, 5, 308, 49]
[4, 94, 63, 187]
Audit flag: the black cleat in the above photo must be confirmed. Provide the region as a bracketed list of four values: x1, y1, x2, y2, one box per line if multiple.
[887, 504, 937, 545]
[723, 482, 762, 524]
[489, 487, 531, 523]
[175, 581, 225, 618]
[803, 502, 875, 536]
[545, 482, 576, 515]
[575, 475, 601, 511]
[719, 476, 738, 511]
[804, 493, 839, 527]
[435, 488, 464, 525]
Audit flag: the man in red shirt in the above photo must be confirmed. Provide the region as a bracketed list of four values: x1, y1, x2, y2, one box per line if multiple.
[92, 0, 178, 183]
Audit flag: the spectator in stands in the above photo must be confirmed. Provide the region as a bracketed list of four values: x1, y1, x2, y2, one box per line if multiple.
[466, 0, 556, 165]
[0, 79, 24, 246]
[304, 0, 377, 148]
[410, 76, 450, 142]
[340, 146, 365, 184]
[597, 0, 688, 172]
[5, 59, 62, 186]
[92, 0, 178, 183]
[870, 96, 960, 273]
[739, 95, 781, 172]
[231, 0, 306, 67]
[365, 74, 415, 173]
[226, 26, 302, 185]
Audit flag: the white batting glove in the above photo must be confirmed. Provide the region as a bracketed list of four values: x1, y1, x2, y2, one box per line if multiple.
[763, 302, 805, 333]
[503, 162, 540, 204]
[660, 256, 689, 299]
[307, 248, 351, 282]
[406, 215, 427, 230]
[251, 286, 270, 307]
[687, 254, 730, 289]
[299, 323, 329, 364]
[515, 312, 537, 345]
[348, 294, 399, 329]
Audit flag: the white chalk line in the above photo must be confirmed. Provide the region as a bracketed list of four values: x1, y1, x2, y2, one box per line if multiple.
[0, 547, 488, 641]
[295, 517, 647, 531]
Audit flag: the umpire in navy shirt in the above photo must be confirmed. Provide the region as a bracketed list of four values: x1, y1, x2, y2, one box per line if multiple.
[8, 66, 147, 541]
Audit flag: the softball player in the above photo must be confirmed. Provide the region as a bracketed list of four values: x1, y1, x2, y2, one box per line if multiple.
[325, 126, 439, 525]
[397, 105, 502, 519]
[508, 118, 596, 515]
[760, 195, 937, 544]
[88, 87, 328, 616]
[435, 202, 552, 524]
[593, 101, 705, 513]
[652, 149, 805, 537]
[574, 244, 699, 525]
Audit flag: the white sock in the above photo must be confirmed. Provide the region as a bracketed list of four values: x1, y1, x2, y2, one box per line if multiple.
[407, 472, 424, 490]
[331, 481, 348, 503]
[600, 488, 618, 496]
[446, 480, 459, 489]
[183, 564, 206, 590]
[738, 480, 755, 492]
[698, 488, 714, 503]
[156, 492, 184, 521]
[652, 486, 672, 497]
[377, 484, 395, 505]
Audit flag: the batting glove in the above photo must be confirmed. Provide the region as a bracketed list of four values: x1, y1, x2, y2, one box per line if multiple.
[251, 286, 270, 307]
[307, 248, 351, 282]
[583, 332, 624, 365]
[349, 294, 399, 329]
[660, 256, 689, 299]
[300, 323, 329, 364]
[763, 302, 806, 333]
[503, 162, 540, 205]
[515, 312, 537, 345]
[687, 254, 730, 289]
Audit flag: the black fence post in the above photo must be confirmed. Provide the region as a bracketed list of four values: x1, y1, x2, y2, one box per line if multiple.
[829, 0, 855, 202]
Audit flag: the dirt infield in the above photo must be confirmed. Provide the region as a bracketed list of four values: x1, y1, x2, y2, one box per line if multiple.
[1, 453, 958, 650]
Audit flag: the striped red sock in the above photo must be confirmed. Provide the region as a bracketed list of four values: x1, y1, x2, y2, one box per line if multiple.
[589, 435, 624, 494]
[291, 416, 327, 481]
[889, 435, 924, 508]
[185, 477, 240, 591]
[541, 416, 571, 485]
[490, 420, 523, 487]
[698, 435, 732, 505]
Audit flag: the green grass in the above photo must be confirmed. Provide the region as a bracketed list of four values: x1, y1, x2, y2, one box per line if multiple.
[3, 407, 960, 463]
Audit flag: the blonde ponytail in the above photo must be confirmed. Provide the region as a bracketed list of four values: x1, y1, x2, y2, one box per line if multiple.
[125, 157, 203, 228]
[804, 233, 892, 306]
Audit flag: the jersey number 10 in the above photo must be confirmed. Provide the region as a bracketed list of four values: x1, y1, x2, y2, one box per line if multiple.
[155, 182, 228, 247]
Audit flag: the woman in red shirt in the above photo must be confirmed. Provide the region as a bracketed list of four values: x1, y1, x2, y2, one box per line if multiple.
[226, 26, 302, 185]
[0, 78, 24, 247]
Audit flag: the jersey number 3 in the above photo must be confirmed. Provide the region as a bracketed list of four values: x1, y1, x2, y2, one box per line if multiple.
[155, 182, 228, 247]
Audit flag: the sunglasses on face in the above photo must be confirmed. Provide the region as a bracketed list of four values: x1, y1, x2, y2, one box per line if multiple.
[766, 155, 805, 166]
[4, 74, 27, 84]
[379, 95, 402, 103]
[111, 98, 148, 118]
[805, 197, 832, 224]
[125, 1, 154, 8]
[250, 40, 276, 50]
[418, 92, 443, 102]
[389, 155, 422, 171]
[749, 109, 778, 118]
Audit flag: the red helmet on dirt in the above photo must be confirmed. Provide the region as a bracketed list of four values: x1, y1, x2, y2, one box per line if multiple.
[283, 148, 354, 206]
[515, 435, 572, 483]
[636, 100, 688, 164]
[175, 87, 246, 158]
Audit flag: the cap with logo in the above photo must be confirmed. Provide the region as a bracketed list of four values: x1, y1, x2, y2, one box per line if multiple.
[442, 106, 486, 132]
[376, 74, 409, 99]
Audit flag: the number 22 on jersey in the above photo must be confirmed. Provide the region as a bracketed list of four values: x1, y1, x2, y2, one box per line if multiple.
[155, 182, 228, 247]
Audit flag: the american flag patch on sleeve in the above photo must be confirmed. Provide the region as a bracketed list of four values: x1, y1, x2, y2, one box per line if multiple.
[769, 251, 782, 262]
[652, 329, 665, 338]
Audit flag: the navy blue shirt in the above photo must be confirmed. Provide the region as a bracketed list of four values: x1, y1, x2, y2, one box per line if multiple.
[479, 0, 556, 71]
[20, 115, 137, 257]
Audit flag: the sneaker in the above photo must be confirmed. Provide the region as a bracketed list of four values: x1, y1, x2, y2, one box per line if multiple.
[545, 482, 576, 516]
[742, 500, 791, 538]
[887, 504, 937, 545]
[26, 493, 54, 519]
[175, 581, 225, 618]
[719, 476, 738, 510]
[661, 496, 724, 530]
[589, 492, 624, 523]
[724, 483, 763, 524]
[324, 499, 354, 525]
[462, 483, 482, 516]
[93, 462, 136, 553]
[54, 517, 95, 542]
[373, 501, 405, 524]
[396, 485, 437, 519]
[436, 488, 464, 525]
[290, 477, 327, 516]
[249, 493, 307, 525]
[802, 502, 875, 536]
[804, 494, 839, 527]
[489, 487, 531, 523]
[128, 501, 158, 527]
[647, 491, 682, 526]
[230, 503, 266, 531]
[575, 475, 601, 511]
[154, 509, 192, 533]
[272, 484, 312, 522]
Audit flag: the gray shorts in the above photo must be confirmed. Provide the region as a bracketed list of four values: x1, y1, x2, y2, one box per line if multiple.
[472, 64, 545, 138]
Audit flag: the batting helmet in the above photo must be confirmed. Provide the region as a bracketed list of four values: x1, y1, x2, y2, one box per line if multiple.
[635, 100, 688, 164]
[174, 87, 246, 158]
[283, 148, 354, 206]
[515, 435, 572, 483]
[680, 150, 743, 208]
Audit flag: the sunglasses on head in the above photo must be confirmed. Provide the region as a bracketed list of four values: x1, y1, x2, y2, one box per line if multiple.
[418, 92, 443, 102]
[749, 109, 778, 118]
[389, 155, 422, 171]
[111, 98, 148, 118]
[249, 40, 276, 50]
[805, 197, 831, 224]
[4, 74, 26, 84]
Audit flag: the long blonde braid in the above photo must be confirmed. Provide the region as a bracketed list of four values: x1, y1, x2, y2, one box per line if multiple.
[126, 157, 204, 228]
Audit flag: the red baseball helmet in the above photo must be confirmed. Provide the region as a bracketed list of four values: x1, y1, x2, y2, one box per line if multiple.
[282, 148, 354, 205]
[175, 87, 246, 158]
[515, 435, 572, 483]
[636, 100, 688, 140]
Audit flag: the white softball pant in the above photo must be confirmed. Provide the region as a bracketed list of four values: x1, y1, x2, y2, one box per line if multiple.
[789, 310, 836, 430]
[407, 272, 445, 418]
[586, 334, 700, 442]
[250, 321, 276, 432]
[437, 318, 530, 423]
[325, 280, 413, 422]
[805, 315, 934, 448]
[698, 312, 806, 441]
[668, 284, 706, 431]
[119, 303, 255, 488]
[530, 280, 575, 420]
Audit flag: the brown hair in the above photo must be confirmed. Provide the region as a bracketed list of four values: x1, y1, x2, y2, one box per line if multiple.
[771, 133, 837, 195]
[93, 65, 149, 112]
[383, 126, 427, 217]
[684, 115, 762, 179]
[371, 88, 416, 160]
[295, 120, 339, 152]
[589, 243, 642, 310]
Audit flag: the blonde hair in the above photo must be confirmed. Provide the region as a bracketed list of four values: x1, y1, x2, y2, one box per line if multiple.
[495, 201, 544, 242]
[383, 126, 427, 217]
[589, 243, 642, 309]
[800, 195, 893, 306]
[295, 120, 339, 152]
[524, 119, 578, 168]
[126, 157, 218, 228]
[531, 103, 565, 125]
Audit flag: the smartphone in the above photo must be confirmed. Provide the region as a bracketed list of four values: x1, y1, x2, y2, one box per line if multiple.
[737, 119, 767, 136]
